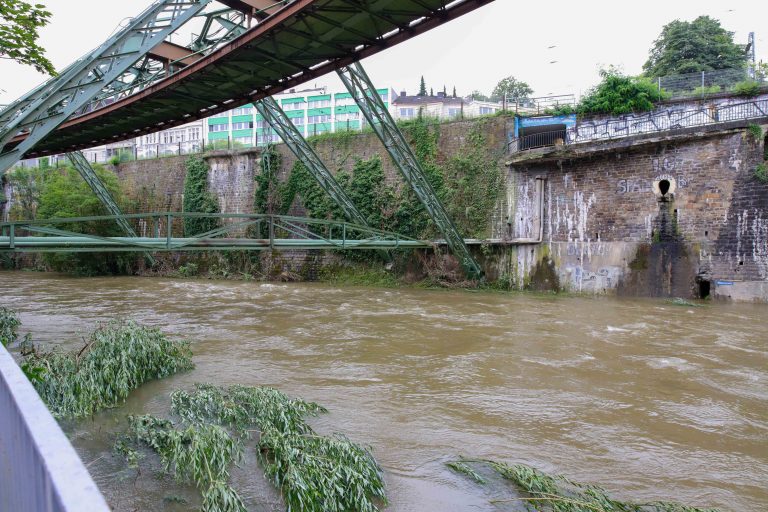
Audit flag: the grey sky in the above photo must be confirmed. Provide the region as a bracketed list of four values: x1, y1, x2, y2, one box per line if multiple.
[1, 0, 766, 106]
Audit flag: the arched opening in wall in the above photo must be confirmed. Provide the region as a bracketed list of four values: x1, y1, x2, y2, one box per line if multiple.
[696, 276, 711, 299]
[659, 179, 671, 196]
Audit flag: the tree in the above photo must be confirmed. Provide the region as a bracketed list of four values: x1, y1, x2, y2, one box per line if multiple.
[578, 67, 666, 116]
[491, 76, 533, 102]
[0, 0, 56, 75]
[429, 87, 433, 97]
[467, 90, 490, 102]
[418, 76, 427, 96]
[643, 16, 745, 76]
[452, 86, 457, 98]
[442, 85, 447, 96]
[37, 164, 137, 274]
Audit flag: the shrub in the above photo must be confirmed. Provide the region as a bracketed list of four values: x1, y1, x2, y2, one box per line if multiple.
[0, 307, 21, 347]
[733, 80, 760, 97]
[579, 68, 669, 116]
[755, 163, 768, 183]
[693, 84, 721, 96]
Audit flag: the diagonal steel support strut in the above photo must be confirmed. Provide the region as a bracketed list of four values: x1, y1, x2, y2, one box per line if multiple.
[337, 62, 483, 279]
[254, 97, 370, 226]
[66, 152, 156, 266]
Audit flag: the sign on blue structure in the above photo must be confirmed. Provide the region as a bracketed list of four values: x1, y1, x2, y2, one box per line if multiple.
[515, 114, 577, 137]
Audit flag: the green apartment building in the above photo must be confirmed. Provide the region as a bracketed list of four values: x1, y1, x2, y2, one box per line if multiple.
[206, 86, 394, 147]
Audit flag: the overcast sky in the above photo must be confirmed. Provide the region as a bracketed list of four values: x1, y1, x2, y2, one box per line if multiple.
[1, 0, 766, 106]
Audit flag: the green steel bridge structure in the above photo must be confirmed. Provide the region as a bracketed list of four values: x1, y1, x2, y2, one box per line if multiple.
[0, 0, 495, 279]
[0, 213, 431, 253]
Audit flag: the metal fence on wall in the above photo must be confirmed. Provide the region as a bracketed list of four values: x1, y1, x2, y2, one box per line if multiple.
[509, 96, 768, 152]
[0, 345, 110, 512]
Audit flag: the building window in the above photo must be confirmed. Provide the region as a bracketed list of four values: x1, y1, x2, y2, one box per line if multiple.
[336, 112, 360, 122]
[211, 111, 228, 118]
[233, 106, 253, 116]
[291, 117, 305, 126]
[232, 121, 253, 130]
[447, 108, 461, 118]
[307, 115, 330, 124]
[208, 123, 229, 132]
[188, 127, 201, 141]
[399, 108, 414, 118]
[282, 101, 306, 111]
[307, 99, 331, 109]
[479, 106, 495, 115]
[234, 136, 253, 147]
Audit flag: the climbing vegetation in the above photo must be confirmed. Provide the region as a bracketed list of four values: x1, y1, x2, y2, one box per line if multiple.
[448, 459, 719, 512]
[251, 116, 504, 243]
[183, 156, 220, 235]
[118, 383, 387, 512]
[20, 320, 194, 418]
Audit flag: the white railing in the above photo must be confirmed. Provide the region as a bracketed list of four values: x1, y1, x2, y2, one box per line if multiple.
[0, 344, 110, 512]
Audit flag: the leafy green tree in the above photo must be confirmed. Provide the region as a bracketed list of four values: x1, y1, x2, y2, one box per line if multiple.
[0, 0, 56, 75]
[182, 156, 219, 235]
[468, 90, 490, 102]
[37, 164, 137, 274]
[7, 165, 47, 219]
[491, 76, 533, 102]
[452, 86, 457, 98]
[418, 76, 427, 96]
[579, 67, 666, 116]
[643, 16, 745, 76]
[429, 87, 433, 97]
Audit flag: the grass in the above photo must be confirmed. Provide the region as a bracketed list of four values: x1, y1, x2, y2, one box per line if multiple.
[119, 384, 387, 512]
[22, 320, 194, 418]
[448, 459, 719, 512]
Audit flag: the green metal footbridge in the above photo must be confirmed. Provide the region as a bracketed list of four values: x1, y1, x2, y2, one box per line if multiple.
[0, 213, 431, 253]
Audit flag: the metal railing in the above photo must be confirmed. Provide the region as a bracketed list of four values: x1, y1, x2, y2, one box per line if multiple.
[509, 96, 768, 153]
[0, 344, 110, 512]
[655, 67, 758, 100]
[0, 212, 432, 253]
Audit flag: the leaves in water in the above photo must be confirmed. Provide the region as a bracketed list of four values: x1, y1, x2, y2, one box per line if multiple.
[23, 320, 194, 418]
[120, 383, 386, 512]
[448, 459, 720, 512]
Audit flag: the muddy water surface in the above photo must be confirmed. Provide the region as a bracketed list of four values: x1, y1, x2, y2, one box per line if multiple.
[1, 272, 766, 511]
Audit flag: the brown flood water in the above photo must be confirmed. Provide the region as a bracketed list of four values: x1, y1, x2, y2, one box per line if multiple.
[1, 271, 766, 511]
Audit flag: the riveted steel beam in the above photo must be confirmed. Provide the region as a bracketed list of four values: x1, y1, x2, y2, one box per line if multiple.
[66, 151, 156, 265]
[337, 62, 483, 279]
[255, 97, 369, 226]
[0, 0, 214, 174]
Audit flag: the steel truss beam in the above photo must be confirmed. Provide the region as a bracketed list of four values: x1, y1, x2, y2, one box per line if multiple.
[66, 152, 156, 265]
[0, 213, 430, 253]
[337, 62, 483, 279]
[0, 0, 214, 175]
[255, 97, 369, 226]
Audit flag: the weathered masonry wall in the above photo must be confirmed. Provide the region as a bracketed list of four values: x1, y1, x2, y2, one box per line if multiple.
[506, 123, 768, 301]
[105, 113, 768, 302]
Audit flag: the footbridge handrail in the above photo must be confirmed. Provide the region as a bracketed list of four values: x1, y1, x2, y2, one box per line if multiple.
[0, 345, 110, 512]
[0, 212, 434, 253]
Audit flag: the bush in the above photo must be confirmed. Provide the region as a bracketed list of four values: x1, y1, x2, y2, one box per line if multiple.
[37, 165, 138, 275]
[579, 68, 669, 116]
[693, 84, 721, 96]
[755, 163, 768, 183]
[733, 80, 761, 97]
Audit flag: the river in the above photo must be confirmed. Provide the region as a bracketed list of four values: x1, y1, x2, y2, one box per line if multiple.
[1, 271, 766, 511]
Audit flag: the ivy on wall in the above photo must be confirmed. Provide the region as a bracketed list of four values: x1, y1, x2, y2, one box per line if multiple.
[251, 116, 505, 242]
[183, 156, 219, 235]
